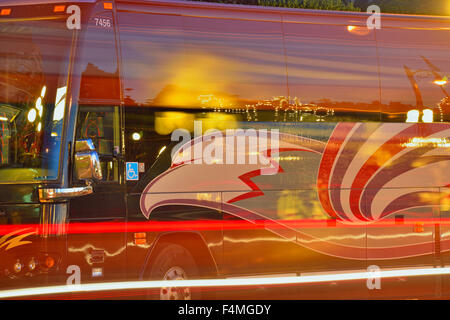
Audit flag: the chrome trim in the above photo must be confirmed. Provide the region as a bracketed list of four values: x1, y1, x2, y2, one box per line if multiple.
[39, 185, 93, 202]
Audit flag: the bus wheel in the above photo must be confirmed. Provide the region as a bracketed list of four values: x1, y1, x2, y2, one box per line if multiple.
[149, 243, 200, 300]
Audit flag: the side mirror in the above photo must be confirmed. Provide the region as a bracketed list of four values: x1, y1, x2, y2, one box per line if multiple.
[74, 139, 103, 181]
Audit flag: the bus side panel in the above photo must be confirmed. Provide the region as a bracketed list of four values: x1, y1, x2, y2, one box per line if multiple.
[123, 106, 224, 280]
[281, 13, 380, 298]
[373, 20, 450, 298]
[67, 1, 127, 287]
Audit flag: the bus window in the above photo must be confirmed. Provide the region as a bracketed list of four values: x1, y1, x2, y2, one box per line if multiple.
[124, 108, 173, 191]
[0, 16, 73, 182]
[118, 9, 287, 119]
[118, 11, 184, 107]
[181, 14, 287, 118]
[377, 20, 450, 123]
[282, 14, 380, 123]
[78, 2, 119, 102]
[75, 105, 120, 182]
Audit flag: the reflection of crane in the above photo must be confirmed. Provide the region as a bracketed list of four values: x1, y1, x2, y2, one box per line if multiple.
[421, 55, 449, 98]
[404, 56, 449, 108]
[404, 65, 424, 108]
[404, 56, 449, 122]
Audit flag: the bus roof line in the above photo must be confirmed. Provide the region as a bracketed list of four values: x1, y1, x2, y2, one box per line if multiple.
[0, 0, 96, 7]
[117, 0, 450, 21]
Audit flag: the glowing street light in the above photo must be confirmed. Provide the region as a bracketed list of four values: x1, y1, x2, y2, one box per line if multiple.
[132, 132, 141, 141]
[422, 109, 434, 123]
[406, 109, 420, 123]
[158, 145, 167, 156]
[434, 79, 448, 86]
[40, 86, 46, 97]
[27, 108, 37, 123]
[346, 25, 370, 36]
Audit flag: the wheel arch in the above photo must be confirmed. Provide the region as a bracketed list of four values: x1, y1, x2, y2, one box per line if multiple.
[139, 231, 219, 280]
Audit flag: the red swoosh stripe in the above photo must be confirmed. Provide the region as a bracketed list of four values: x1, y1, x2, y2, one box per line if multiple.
[350, 123, 448, 221]
[317, 123, 357, 220]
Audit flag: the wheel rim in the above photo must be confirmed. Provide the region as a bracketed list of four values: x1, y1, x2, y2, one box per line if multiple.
[160, 266, 192, 300]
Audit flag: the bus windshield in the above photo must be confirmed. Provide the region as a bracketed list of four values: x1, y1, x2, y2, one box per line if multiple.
[0, 16, 73, 183]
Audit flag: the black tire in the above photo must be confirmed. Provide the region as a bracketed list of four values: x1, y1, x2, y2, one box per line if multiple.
[148, 243, 201, 300]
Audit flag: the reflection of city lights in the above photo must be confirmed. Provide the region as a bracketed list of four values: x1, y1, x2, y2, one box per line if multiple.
[403, 137, 450, 148]
[0, 116, 7, 122]
[132, 132, 141, 141]
[274, 156, 302, 162]
[51, 132, 58, 137]
[406, 109, 420, 123]
[203, 112, 237, 131]
[346, 25, 370, 36]
[27, 109, 37, 123]
[158, 145, 166, 155]
[155, 112, 195, 135]
[37, 122, 41, 132]
[36, 97, 43, 116]
[53, 86, 66, 121]
[422, 109, 433, 123]
[434, 79, 447, 86]
[40, 86, 46, 97]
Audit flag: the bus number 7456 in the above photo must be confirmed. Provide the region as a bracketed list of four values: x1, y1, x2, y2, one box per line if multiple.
[94, 17, 111, 28]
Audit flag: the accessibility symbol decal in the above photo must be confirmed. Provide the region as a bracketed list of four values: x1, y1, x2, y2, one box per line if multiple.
[126, 162, 139, 181]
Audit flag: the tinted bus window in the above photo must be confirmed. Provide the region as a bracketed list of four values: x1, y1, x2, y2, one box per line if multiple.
[78, 3, 120, 102]
[181, 14, 287, 121]
[377, 21, 450, 123]
[0, 17, 73, 182]
[119, 9, 287, 118]
[282, 15, 380, 122]
[75, 105, 120, 182]
[118, 12, 184, 107]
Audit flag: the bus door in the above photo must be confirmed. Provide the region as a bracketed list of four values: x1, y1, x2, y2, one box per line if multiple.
[66, 1, 126, 286]
[67, 105, 126, 285]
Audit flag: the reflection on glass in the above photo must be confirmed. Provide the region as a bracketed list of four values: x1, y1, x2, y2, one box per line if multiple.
[406, 109, 420, 123]
[379, 27, 450, 122]
[119, 11, 385, 124]
[422, 109, 434, 123]
[0, 17, 73, 182]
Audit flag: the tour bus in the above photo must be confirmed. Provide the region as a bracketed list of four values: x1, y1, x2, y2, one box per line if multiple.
[0, 0, 450, 299]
